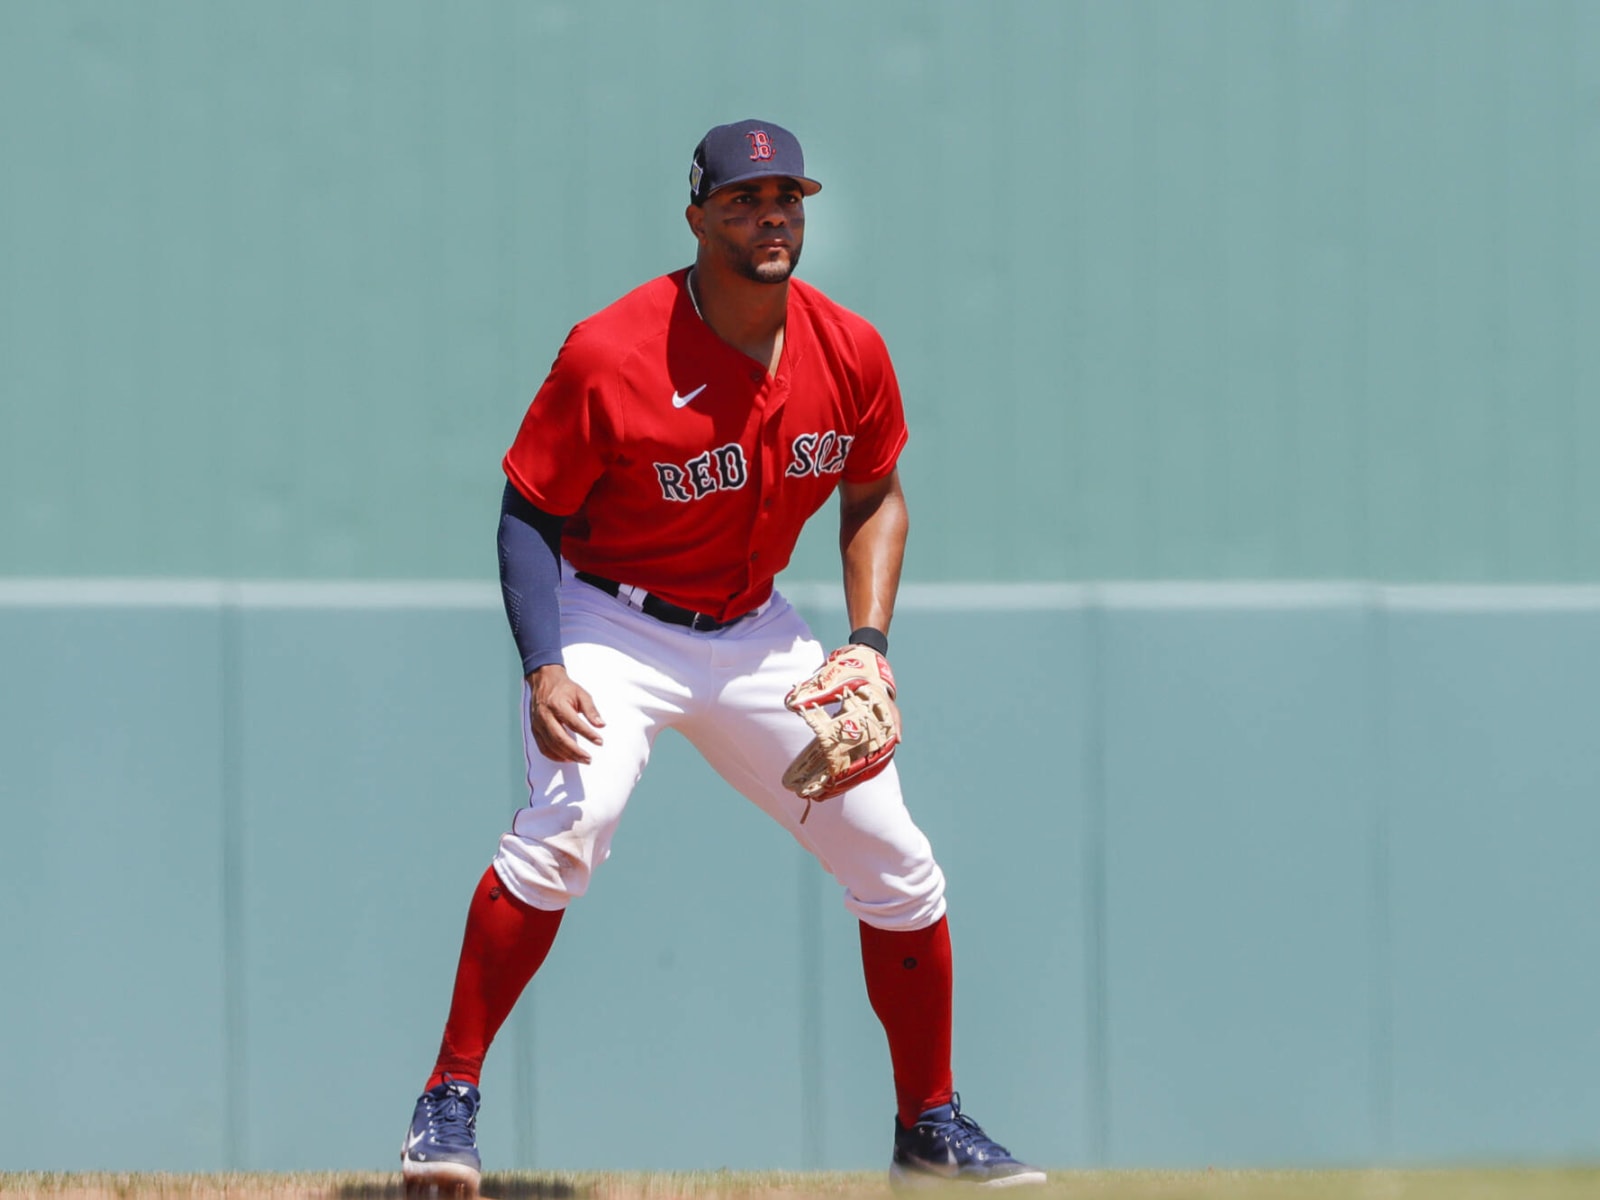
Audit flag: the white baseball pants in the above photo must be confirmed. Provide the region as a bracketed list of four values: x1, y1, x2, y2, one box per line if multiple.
[492, 572, 947, 931]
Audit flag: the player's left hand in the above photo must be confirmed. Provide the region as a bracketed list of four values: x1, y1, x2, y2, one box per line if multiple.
[781, 645, 901, 819]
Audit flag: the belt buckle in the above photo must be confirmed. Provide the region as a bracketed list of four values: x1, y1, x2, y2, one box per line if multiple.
[690, 612, 718, 632]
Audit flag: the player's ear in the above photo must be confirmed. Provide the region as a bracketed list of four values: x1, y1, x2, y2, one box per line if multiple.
[685, 204, 706, 242]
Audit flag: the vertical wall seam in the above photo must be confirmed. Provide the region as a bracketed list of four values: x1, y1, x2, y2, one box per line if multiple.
[1559, 0, 1579, 575]
[1353, 0, 1372, 576]
[1084, 590, 1110, 1165]
[1488, 0, 1511, 577]
[220, 589, 247, 1168]
[1366, 586, 1394, 1160]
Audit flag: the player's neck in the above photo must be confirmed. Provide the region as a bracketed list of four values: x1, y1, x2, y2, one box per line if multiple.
[688, 263, 789, 375]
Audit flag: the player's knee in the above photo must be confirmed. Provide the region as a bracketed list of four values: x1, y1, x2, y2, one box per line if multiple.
[846, 858, 946, 931]
[493, 833, 593, 910]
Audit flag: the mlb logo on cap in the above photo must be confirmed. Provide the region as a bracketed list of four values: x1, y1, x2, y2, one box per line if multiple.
[689, 119, 823, 205]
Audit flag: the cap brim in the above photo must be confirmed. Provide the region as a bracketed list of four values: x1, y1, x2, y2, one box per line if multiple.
[701, 171, 822, 200]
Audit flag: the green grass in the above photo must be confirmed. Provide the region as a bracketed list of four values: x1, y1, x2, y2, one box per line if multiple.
[2, 1170, 1598, 1200]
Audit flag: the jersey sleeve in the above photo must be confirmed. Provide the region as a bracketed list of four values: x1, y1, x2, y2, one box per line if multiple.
[841, 320, 909, 484]
[502, 327, 614, 516]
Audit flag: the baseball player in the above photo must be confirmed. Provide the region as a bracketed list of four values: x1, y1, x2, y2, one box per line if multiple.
[401, 119, 1044, 1192]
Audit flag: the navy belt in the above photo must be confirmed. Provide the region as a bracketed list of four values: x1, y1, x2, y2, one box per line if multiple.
[575, 572, 742, 632]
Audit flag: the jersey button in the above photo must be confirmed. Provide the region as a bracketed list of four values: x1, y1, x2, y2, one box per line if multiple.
[749, 370, 762, 383]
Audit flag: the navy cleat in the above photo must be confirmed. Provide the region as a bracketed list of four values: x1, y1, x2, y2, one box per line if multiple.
[891, 1094, 1047, 1188]
[401, 1077, 482, 1194]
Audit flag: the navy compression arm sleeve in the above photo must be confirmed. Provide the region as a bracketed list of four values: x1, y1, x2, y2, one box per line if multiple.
[498, 481, 567, 675]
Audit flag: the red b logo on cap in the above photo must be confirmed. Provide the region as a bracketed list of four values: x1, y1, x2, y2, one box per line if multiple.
[747, 130, 774, 161]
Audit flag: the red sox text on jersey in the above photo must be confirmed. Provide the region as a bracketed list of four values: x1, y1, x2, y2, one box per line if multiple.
[504, 269, 907, 622]
[653, 431, 855, 501]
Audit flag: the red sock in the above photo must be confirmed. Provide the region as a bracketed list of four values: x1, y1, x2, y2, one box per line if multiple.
[860, 915, 955, 1128]
[426, 864, 564, 1090]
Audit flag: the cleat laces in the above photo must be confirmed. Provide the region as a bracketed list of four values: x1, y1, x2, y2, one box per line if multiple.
[927, 1095, 1013, 1162]
[421, 1081, 479, 1153]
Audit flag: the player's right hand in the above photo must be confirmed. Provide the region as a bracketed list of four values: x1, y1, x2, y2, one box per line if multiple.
[526, 664, 606, 764]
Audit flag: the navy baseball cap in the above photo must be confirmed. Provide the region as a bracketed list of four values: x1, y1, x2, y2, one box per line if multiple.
[689, 119, 822, 205]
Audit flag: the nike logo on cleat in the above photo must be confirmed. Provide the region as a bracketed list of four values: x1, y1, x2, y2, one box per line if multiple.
[671, 384, 708, 408]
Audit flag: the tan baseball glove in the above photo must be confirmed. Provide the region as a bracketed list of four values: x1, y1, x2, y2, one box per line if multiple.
[781, 644, 901, 821]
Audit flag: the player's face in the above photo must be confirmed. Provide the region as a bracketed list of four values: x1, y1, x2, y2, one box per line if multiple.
[694, 177, 806, 284]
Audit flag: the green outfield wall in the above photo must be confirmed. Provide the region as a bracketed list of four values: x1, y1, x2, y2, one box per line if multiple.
[3, 0, 1598, 583]
[3, 584, 1598, 1172]
[4, 0, 1599, 1176]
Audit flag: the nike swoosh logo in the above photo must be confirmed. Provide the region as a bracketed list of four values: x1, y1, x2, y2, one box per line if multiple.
[672, 384, 709, 409]
[407, 1129, 427, 1151]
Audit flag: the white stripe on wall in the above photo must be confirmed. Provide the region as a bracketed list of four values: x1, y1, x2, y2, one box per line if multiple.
[5, 578, 1600, 613]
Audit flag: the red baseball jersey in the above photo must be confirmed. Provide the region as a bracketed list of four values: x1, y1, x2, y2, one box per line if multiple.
[504, 268, 908, 621]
